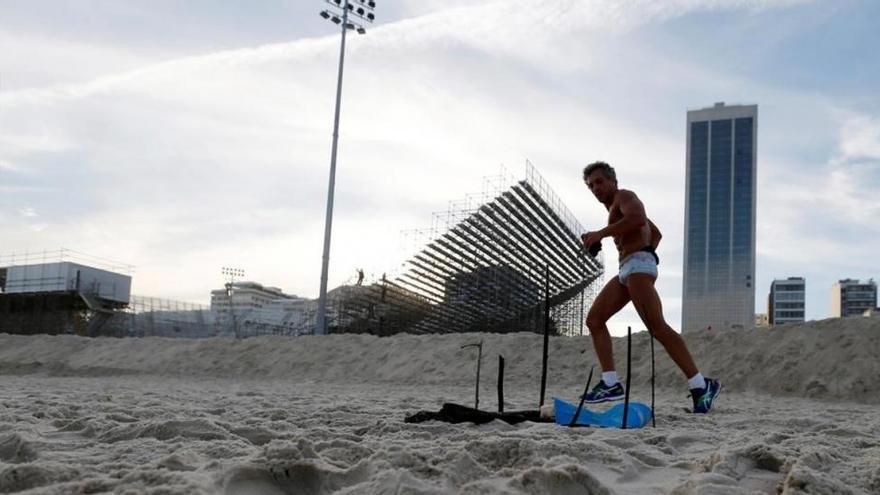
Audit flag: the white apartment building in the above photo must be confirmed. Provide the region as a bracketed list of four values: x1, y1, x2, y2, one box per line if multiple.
[831, 279, 877, 317]
[768, 277, 805, 325]
[210, 281, 314, 335]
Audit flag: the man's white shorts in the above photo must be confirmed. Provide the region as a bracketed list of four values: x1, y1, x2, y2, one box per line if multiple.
[618, 251, 658, 285]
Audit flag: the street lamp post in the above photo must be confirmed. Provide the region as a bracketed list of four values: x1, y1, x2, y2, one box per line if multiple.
[315, 0, 376, 336]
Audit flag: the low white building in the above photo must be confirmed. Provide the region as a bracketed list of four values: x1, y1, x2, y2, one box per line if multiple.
[210, 281, 293, 312]
[210, 281, 312, 336]
[2, 261, 131, 305]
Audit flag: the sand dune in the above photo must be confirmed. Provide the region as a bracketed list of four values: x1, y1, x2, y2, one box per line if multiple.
[1, 318, 878, 402]
[1, 318, 878, 494]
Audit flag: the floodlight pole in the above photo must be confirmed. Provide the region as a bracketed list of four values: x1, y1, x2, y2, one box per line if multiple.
[315, 0, 375, 336]
[316, 2, 350, 336]
[222, 267, 244, 339]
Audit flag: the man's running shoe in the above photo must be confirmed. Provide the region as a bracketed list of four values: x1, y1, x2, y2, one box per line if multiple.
[690, 378, 722, 413]
[581, 380, 625, 404]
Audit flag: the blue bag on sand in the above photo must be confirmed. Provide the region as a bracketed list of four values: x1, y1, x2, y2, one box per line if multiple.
[553, 397, 652, 429]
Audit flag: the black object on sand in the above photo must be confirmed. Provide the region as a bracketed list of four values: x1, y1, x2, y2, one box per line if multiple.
[404, 403, 552, 425]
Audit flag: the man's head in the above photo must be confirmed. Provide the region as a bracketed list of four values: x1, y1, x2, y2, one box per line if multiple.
[583, 161, 618, 204]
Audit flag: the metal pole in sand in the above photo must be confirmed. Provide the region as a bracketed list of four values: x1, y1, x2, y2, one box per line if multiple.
[650, 328, 656, 427]
[461, 341, 483, 410]
[497, 355, 505, 413]
[569, 366, 594, 427]
[622, 326, 632, 429]
[539, 265, 551, 407]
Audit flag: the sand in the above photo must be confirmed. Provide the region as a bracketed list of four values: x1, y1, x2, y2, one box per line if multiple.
[0, 318, 879, 494]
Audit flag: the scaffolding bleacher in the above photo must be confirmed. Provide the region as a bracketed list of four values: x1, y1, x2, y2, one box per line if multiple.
[325, 161, 604, 336]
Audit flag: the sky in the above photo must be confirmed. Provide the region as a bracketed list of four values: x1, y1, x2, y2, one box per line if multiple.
[1, 0, 878, 335]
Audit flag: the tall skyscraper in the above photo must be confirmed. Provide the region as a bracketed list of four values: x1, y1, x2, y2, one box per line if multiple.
[830, 279, 877, 317]
[768, 277, 806, 325]
[682, 102, 758, 332]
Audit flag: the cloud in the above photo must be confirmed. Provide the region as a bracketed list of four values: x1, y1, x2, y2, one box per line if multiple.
[0, 160, 20, 171]
[0, 30, 153, 90]
[827, 112, 880, 227]
[838, 113, 880, 160]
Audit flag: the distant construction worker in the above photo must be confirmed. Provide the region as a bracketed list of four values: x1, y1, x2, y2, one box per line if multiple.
[356, 268, 364, 286]
[580, 161, 721, 413]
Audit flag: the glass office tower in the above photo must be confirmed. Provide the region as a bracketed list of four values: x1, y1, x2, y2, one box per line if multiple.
[682, 103, 758, 332]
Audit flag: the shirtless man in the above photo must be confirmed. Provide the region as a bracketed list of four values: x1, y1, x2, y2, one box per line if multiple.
[580, 161, 721, 413]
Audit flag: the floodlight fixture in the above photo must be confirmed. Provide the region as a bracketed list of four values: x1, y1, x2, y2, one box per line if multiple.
[327, 0, 373, 24]
[331, 16, 341, 24]
[221, 266, 245, 278]
[357, 26, 366, 34]
[320, 10, 330, 19]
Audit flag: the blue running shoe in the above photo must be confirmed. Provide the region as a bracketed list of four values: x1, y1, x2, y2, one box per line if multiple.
[581, 380, 625, 404]
[691, 378, 722, 414]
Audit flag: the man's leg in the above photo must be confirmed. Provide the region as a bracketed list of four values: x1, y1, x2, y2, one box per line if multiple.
[586, 277, 631, 372]
[626, 273, 699, 379]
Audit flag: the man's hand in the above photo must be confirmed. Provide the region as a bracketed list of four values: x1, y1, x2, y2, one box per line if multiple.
[581, 231, 605, 252]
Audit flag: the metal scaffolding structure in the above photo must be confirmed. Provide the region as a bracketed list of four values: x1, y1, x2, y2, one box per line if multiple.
[328, 161, 604, 336]
[117, 296, 218, 338]
[0, 248, 135, 276]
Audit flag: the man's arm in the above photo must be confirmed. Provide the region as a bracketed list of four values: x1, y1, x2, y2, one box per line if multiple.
[648, 219, 662, 249]
[598, 191, 646, 238]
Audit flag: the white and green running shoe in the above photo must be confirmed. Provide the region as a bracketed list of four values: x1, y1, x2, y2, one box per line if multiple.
[690, 378, 722, 414]
[581, 381, 625, 404]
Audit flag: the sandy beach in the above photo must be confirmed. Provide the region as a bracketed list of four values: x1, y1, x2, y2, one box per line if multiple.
[1, 319, 878, 494]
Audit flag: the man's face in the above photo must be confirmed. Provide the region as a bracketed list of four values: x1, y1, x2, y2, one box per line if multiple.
[585, 170, 616, 203]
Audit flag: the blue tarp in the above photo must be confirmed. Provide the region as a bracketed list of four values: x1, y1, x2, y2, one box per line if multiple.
[553, 397, 652, 429]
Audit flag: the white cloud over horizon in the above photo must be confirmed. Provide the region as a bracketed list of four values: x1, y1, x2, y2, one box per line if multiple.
[1, 0, 878, 335]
